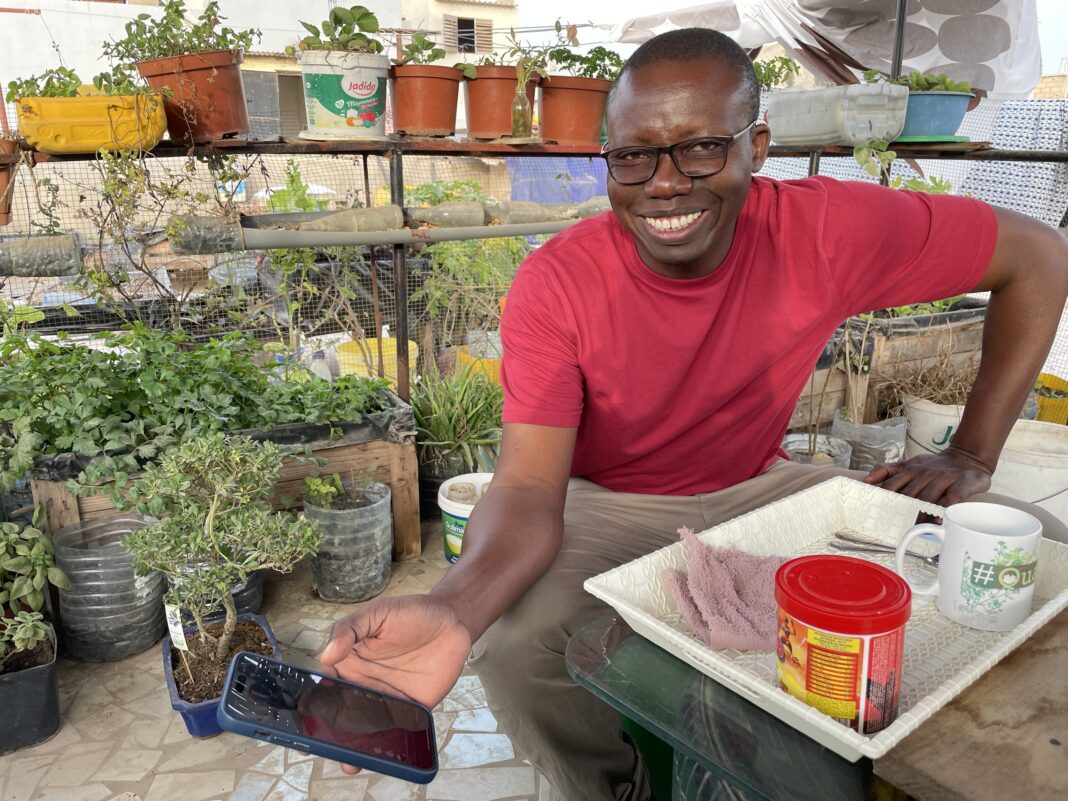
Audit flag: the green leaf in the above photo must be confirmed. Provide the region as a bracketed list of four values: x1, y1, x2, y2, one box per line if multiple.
[47, 567, 72, 590]
[300, 21, 320, 37]
[331, 6, 354, 25]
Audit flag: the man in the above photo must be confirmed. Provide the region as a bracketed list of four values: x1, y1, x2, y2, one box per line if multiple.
[319, 28, 1068, 801]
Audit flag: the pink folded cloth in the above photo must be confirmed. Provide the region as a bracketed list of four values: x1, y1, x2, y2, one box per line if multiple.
[664, 526, 786, 651]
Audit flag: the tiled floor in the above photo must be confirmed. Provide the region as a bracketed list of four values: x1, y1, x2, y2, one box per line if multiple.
[0, 521, 554, 801]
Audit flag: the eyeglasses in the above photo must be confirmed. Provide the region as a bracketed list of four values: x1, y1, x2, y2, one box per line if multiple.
[600, 120, 758, 185]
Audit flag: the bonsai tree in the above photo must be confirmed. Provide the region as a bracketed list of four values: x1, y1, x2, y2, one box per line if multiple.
[286, 5, 382, 55]
[0, 510, 70, 674]
[121, 433, 322, 668]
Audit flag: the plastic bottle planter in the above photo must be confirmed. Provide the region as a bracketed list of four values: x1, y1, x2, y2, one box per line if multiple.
[0, 624, 60, 755]
[304, 481, 392, 603]
[899, 91, 974, 139]
[15, 93, 167, 155]
[781, 433, 852, 469]
[298, 50, 390, 140]
[162, 612, 280, 739]
[52, 513, 166, 662]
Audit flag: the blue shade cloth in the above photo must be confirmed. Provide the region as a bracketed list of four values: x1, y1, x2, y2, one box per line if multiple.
[505, 157, 608, 204]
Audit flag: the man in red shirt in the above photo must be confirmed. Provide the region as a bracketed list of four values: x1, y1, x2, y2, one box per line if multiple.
[319, 29, 1068, 800]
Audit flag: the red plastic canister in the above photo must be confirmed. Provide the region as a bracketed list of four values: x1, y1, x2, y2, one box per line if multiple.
[774, 554, 911, 734]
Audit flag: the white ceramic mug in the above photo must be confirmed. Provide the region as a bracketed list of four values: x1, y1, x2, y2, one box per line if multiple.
[895, 502, 1042, 631]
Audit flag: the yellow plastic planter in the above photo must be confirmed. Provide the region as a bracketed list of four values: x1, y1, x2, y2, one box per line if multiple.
[337, 338, 418, 386]
[16, 93, 167, 155]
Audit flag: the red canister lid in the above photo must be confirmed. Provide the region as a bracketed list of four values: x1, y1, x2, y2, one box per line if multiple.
[775, 555, 911, 635]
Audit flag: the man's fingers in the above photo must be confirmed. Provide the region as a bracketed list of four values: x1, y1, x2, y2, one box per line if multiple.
[341, 763, 362, 776]
[321, 619, 359, 666]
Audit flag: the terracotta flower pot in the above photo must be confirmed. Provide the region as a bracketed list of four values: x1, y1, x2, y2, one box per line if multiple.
[0, 139, 17, 227]
[136, 48, 250, 145]
[390, 64, 463, 137]
[538, 75, 612, 146]
[463, 66, 538, 140]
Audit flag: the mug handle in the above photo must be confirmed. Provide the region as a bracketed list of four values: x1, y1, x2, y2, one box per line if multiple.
[895, 524, 944, 596]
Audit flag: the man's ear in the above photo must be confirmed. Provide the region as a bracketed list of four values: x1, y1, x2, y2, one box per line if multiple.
[750, 122, 772, 172]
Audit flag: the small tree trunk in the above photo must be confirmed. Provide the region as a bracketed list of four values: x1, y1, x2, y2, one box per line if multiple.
[216, 591, 239, 663]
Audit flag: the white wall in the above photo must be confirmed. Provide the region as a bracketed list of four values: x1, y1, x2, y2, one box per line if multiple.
[0, 1, 402, 87]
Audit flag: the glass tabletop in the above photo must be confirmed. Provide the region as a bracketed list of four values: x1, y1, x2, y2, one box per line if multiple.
[565, 614, 901, 801]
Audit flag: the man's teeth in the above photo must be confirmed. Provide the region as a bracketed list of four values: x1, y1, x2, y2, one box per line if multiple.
[645, 212, 701, 231]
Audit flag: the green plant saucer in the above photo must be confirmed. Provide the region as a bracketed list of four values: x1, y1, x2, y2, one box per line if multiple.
[891, 134, 971, 143]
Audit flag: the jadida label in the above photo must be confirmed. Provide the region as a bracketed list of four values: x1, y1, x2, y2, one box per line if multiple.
[304, 72, 386, 129]
[776, 609, 904, 734]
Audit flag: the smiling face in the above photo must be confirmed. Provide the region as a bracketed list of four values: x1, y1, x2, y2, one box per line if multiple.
[605, 58, 770, 279]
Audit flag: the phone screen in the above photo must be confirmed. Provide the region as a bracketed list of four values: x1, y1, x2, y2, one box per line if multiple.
[222, 653, 436, 771]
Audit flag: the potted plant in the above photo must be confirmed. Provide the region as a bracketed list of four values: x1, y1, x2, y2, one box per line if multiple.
[0, 327, 421, 560]
[541, 27, 624, 146]
[5, 66, 166, 155]
[120, 433, 322, 738]
[0, 133, 18, 227]
[101, 0, 259, 145]
[302, 472, 392, 603]
[285, 5, 389, 140]
[463, 37, 546, 140]
[390, 33, 474, 138]
[411, 364, 503, 517]
[0, 510, 71, 754]
[863, 69, 974, 140]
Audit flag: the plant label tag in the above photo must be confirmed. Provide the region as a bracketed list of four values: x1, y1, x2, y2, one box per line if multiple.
[165, 604, 189, 651]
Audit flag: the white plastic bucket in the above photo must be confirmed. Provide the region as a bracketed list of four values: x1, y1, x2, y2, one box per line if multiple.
[905, 397, 1068, 521]
[298, 50, 389, 140]
[767, 84, 908, 146]
[437, 472, 494, 563]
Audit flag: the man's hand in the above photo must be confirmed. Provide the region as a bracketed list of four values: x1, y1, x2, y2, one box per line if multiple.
[320, 594, 471, 707]
[863, 446, 993, 506]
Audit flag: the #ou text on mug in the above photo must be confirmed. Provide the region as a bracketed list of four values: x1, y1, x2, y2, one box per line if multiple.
[895, 502, 1042, 632]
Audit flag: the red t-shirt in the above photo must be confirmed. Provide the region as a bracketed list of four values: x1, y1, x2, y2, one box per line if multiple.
[500, 176, 997, 495]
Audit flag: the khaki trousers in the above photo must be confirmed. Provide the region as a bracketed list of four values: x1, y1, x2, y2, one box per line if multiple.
[468, 463, 1067, 801]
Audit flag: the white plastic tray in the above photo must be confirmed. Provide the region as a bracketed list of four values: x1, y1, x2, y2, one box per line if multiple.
[766, 84, 908, 146]
[584, 478, 1068, 761]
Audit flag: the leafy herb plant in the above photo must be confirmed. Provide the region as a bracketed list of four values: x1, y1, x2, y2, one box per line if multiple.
[303, 473, 345, 508]
[102, 0, 260, 64]
[0, 611, 49, 671]
[863, 69, 971, 94]
[753, 56, 800, 90]
[0, 326, 391, 496]
[5, 68, 81, 102]
[391, 33, 476, 78]
[0, 509, 71, 617]
[546, 45, 625, 81]
[286, 5, 382, 55]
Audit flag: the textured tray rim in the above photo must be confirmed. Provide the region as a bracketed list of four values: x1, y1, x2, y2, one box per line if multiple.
[584, 477, 1068, 761]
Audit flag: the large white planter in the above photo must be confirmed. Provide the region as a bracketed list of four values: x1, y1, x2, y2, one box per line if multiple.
[297, 50, 390, 140]
[904, 397, 1068, 521]
[767, 84, 908, 146]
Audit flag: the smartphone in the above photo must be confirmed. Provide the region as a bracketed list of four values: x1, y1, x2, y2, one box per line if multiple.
[216, 652, 438, 784]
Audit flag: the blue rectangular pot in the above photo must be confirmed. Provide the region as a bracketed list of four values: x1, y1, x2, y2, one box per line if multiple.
[900, 91, 973, 138]
[162, 612, 281, 738]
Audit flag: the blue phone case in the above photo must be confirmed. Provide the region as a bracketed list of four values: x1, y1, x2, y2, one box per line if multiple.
[216, 651, 438, 784]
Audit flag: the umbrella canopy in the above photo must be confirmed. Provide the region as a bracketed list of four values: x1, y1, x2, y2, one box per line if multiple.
[612, 0, 1041, 100]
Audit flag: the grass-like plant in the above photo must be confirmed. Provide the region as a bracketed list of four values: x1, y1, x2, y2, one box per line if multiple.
[411, 365, 503, 476]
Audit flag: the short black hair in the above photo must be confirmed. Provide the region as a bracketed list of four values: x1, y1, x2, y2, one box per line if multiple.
[607, 28, 760, 123]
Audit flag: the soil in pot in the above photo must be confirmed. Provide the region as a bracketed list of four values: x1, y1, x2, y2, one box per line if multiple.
[0, 637, 54, 675]
[170, 617, 273, 704]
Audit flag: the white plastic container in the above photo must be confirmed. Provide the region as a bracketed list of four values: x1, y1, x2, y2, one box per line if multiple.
[437, 472, 494, 563]
[297, 50, 390, 140]
[904, 397, 1068, 522]
[766, 84, 909, 146]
